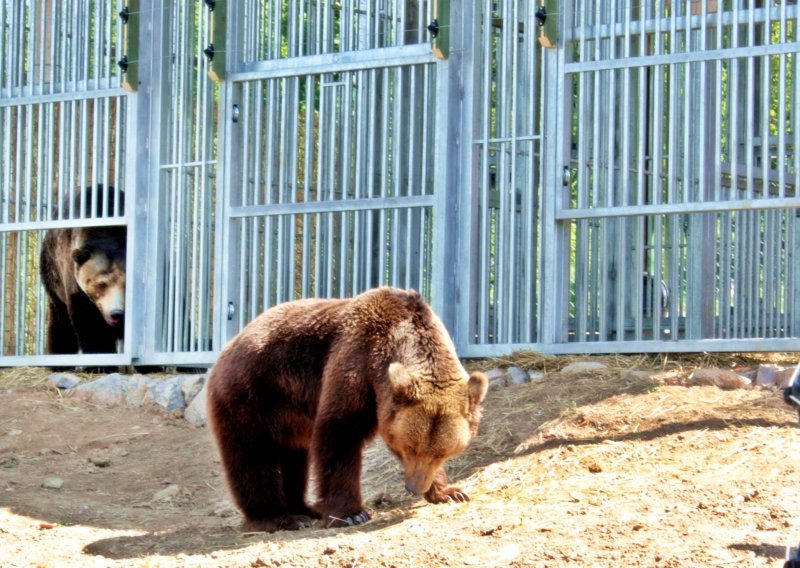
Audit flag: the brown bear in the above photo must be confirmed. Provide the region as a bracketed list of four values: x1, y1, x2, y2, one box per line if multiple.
[39, 186, 126, 354]
[206, 287, 489, 532]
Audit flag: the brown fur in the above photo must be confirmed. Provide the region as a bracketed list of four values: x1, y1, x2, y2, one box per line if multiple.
[39, 187, 126, 354]
[206, 287, 488, 532]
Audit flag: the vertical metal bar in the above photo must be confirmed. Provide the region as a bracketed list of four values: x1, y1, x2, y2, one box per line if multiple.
[729, 4, 740, 201]
[674, 0, 701, 206]
[574, 1, 587, 343]
[237, 90, 252, 326]
[15, 231, 26, 354]
[713, 10, 723, 204]
[507, 0, 520, 340]
[14, 104, 22, 224]
[302, 74, 314, 296]
[589, 0, 603, 341]
[478, 0, 491, 342]
[24, 104, 33, 224]
[286, 75, 300, 301]
[721, 210, 733, 338]
[81, 0, 90, 86]
[250, 85, 262, 314]
[36, 103, 45, 222]
[495, 2, 508, 341]
[28, 0, 36, 96]
[777, 0, 787, 201]
[365, 68, 377, 289]
[521, 1, 537, 343]
[0, 0, 6, 94]
[78, 97, 88, 215]
[745, 0, 756, 203]
[44, 101, 53, 220]
[759, 16, 770, 208]
[352, 70, 365, 294]
[378, 66, 389, 286]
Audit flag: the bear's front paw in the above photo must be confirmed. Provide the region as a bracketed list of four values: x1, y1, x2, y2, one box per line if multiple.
[279, 514, 315, 530]
[424, 485, 470, 504]
[242, 514, 315, 533]
[324, 510, 370, 528]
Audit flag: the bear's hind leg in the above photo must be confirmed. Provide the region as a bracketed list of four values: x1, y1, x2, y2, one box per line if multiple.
[238, 447, 317, 532]
[279, 448, 318, 528]
[224, 441, 289, 533]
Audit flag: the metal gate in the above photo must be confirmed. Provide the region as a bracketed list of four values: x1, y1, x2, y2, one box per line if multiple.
[0, 0, 133, 366]
[215, 1, 449, 342]
[0, 1, 798, 367]
[551, 0, 800, 353]
[452, 0, 551, 357]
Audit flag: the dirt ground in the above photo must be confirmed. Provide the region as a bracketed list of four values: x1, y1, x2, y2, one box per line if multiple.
[1, 354, 800, 567]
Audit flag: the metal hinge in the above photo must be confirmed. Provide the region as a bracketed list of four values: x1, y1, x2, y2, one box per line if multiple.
[537, 0, 557, 49]
[205, 0, 226, 81]
[118, 1, 139, 91]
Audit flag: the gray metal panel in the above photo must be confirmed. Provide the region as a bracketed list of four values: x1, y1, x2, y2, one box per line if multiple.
[0, 0, 131, 366]
[218, 3, 441, 343]
[148, 0, 219, 359]
[460, 0, 547, 349]
[558, 0, 799, 351]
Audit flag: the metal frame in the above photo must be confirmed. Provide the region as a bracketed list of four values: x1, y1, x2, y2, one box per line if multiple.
[0, 0, 133, 366]
[1, 1, 798, 367]
[552, 0, 800, 353]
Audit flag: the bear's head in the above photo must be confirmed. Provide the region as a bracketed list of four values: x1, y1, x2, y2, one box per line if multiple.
[71, 228, 126, 329]
[381, 363, 489, 496]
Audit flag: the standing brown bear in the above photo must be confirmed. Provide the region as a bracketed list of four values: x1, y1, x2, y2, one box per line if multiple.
[207, 287, 488, 532]
[39, 186, 126, 354]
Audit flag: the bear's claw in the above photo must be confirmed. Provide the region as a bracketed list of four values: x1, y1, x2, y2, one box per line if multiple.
[325, 510, 370, 528]
[243, 514, 315, 533]
[280, 514, 315, 530]
[424, 486, 470, 504]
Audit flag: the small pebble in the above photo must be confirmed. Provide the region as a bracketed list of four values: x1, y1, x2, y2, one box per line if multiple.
[42, 476, 64, 490]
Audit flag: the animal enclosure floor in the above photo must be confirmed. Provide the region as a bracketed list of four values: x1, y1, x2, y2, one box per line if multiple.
[1, 363, 799, 567]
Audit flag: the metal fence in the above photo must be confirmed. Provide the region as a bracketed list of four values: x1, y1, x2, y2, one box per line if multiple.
[0, 0, 798, 367]
[0, 0, 131, 366]
[217, 0, 446, 344]
[553, 0, 800, 354]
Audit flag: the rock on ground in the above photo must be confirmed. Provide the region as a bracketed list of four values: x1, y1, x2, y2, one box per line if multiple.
[690, 368, 751, 390]
[47, 373, 80, 390]
[73, 374, 152, 406]
[184, 381, 208, 426]
[146, 376, 187, 413]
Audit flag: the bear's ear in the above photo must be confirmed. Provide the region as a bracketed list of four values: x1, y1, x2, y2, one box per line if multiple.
[467, 371, 488, 408]
[72, 247, 92, 266]
[388, 362, 420, 401]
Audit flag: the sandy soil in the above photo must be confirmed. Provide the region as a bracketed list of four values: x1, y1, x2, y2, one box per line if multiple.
[1, 360, 799, 567]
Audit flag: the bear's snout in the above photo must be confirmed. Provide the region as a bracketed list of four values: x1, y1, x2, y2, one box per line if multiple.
[403, 469, 434, 496]
[108, 309, 124, 327]
[404, 477, 425, 496]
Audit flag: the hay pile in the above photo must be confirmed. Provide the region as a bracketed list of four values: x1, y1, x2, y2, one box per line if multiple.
[0, 367, 54, 388]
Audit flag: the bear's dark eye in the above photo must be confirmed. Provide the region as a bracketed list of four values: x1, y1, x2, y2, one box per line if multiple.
[71, 247, 92, 265]
[96, 282, 108, 290]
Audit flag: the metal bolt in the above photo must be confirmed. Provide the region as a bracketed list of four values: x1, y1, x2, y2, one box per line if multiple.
[535, 6, 547, 28]
[562, 166, 572, 186]
[227, 302, 235, 321]
[427, 19, 439, 39]
[231, 104, 240, 123]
